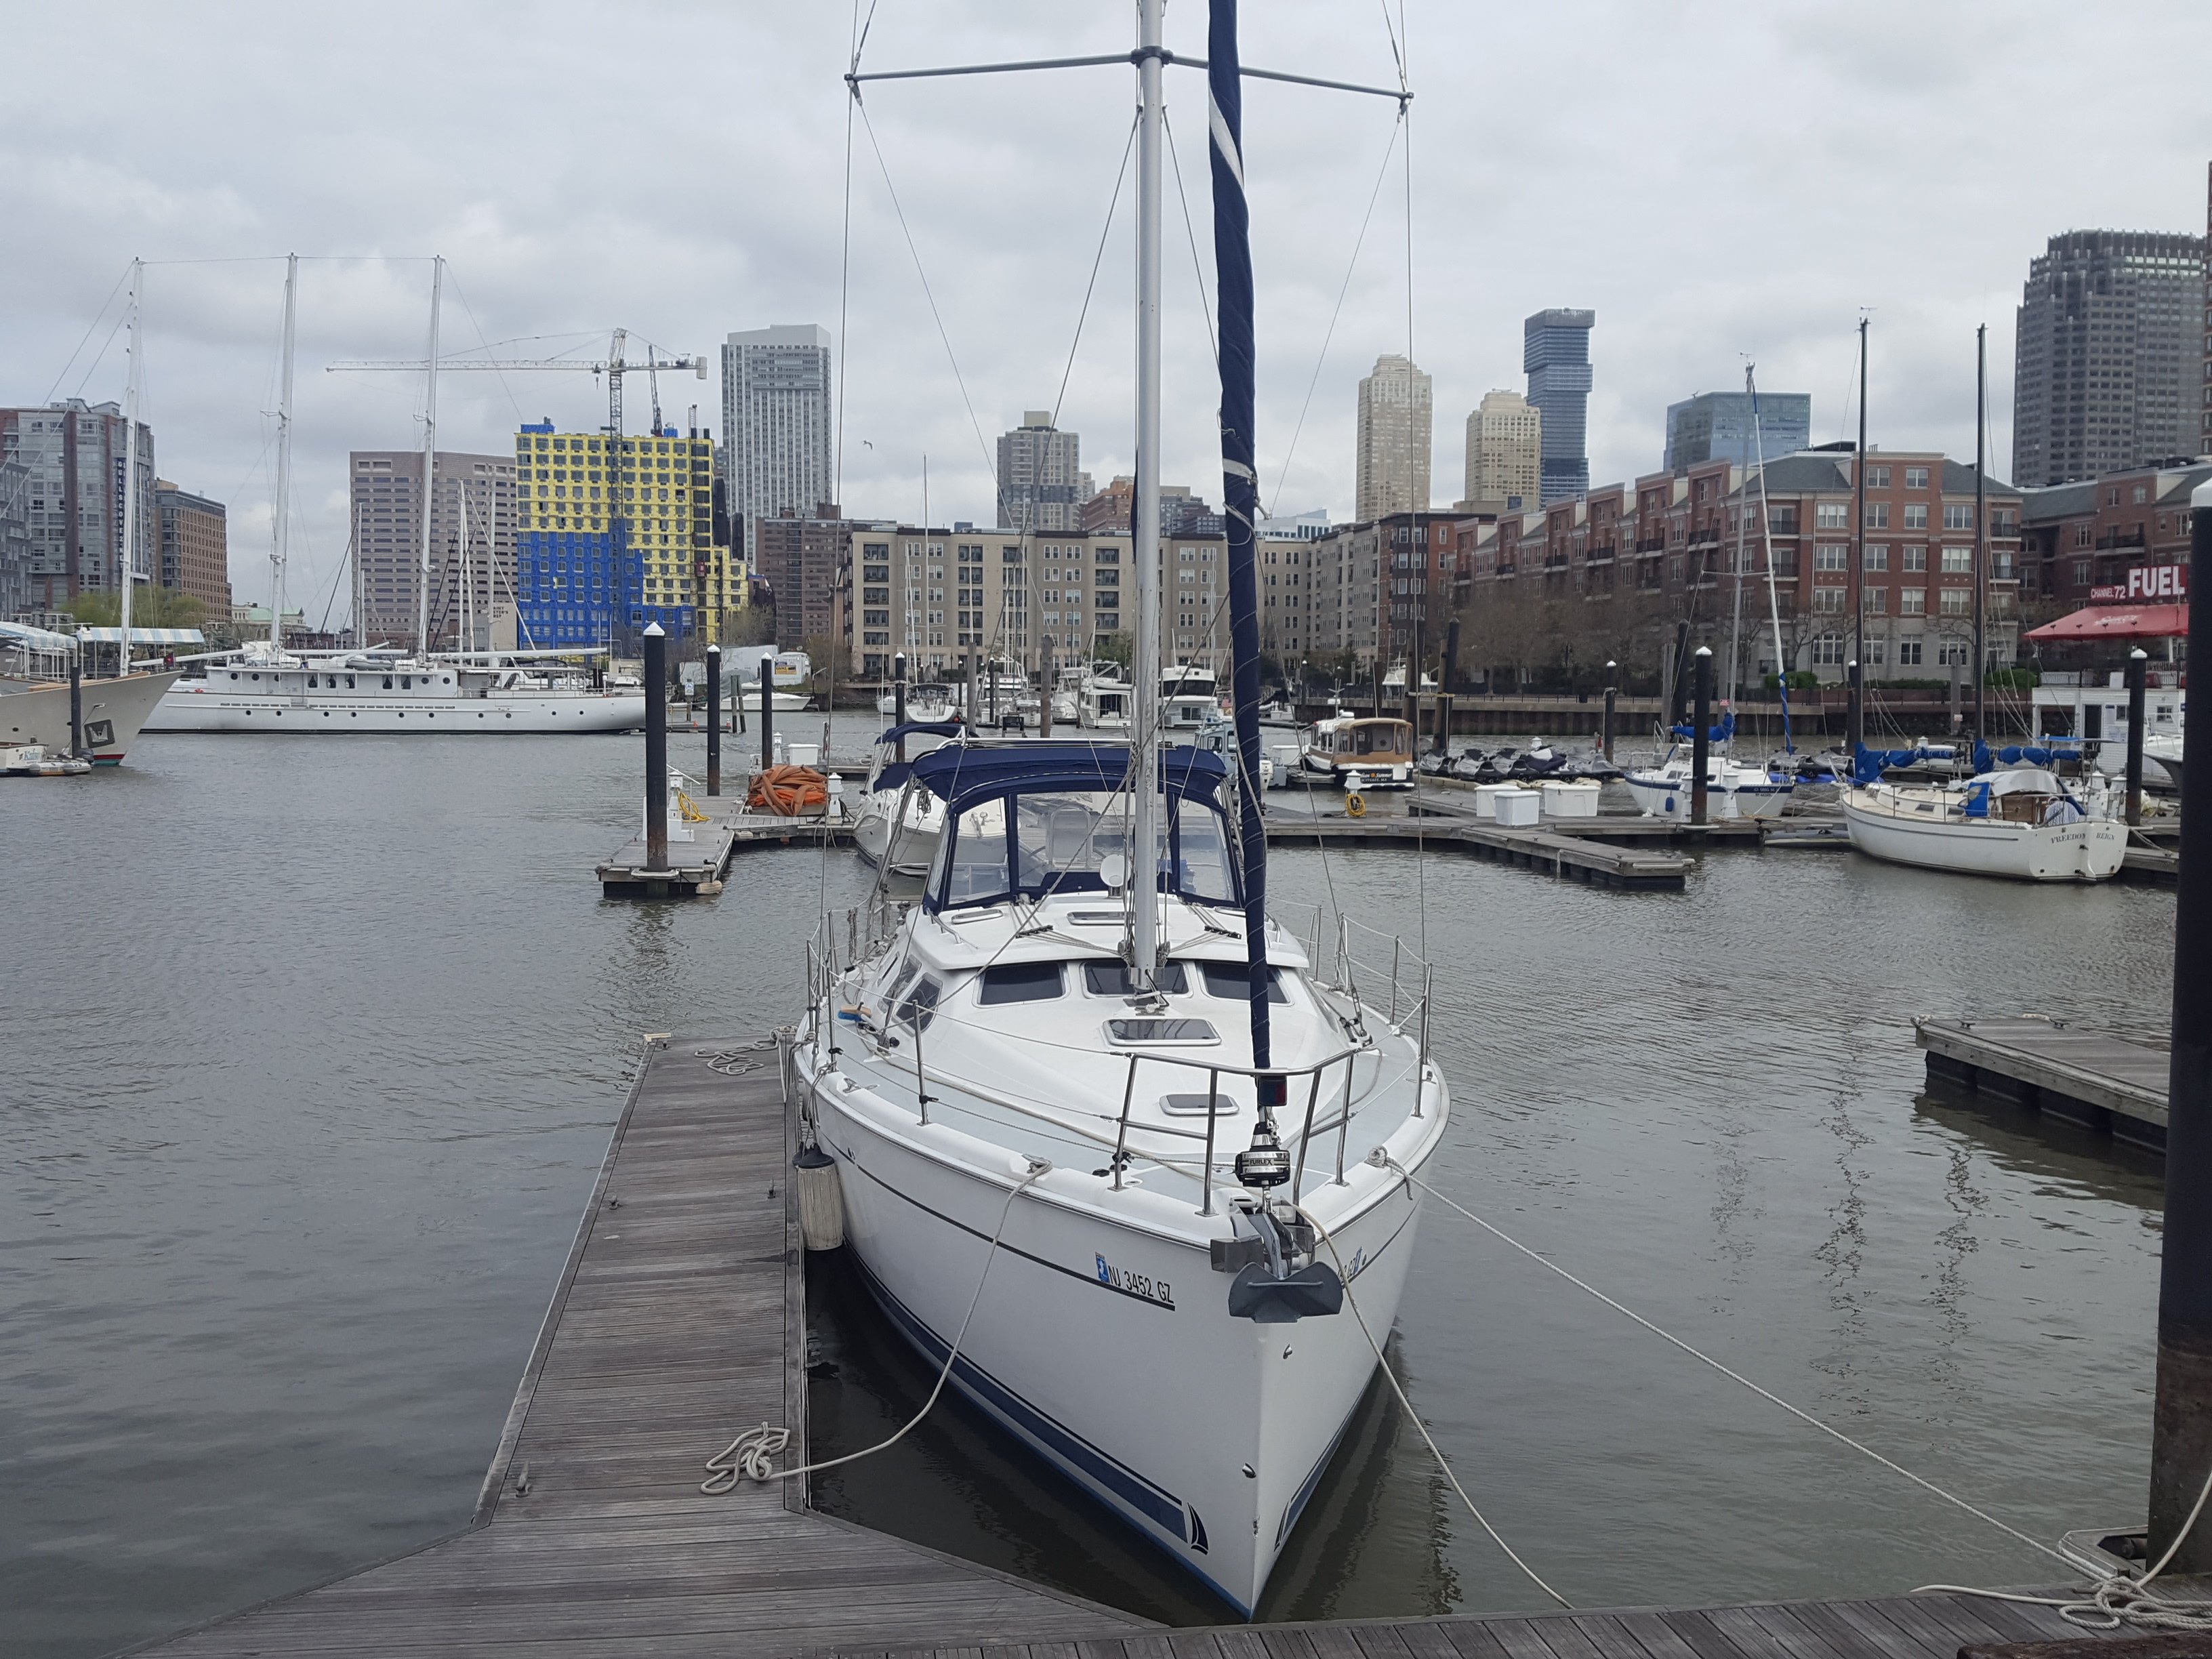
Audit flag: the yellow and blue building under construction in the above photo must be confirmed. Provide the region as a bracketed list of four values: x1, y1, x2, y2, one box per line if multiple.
[513, 422, 742, 649]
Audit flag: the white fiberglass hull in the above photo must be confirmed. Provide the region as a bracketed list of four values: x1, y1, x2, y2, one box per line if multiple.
[851, 806, 941, 876]
[1622, 771, 1791, 820]
[147, 684, 646, 733]
[1, 671, 181, 764]
[1843, 790, 2127, 881]
[807, 1065, 1428, 1617]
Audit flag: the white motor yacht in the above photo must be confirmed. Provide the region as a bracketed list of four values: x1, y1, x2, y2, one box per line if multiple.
[798, 740, 1444, 1615]
[148, 644, 645, 733]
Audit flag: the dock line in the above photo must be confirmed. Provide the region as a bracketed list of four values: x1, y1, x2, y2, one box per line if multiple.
[1380, 1154, 2097, 1580]
[702, 1157, 1048, 1493]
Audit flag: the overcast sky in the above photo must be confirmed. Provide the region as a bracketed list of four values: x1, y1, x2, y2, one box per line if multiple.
[7, 1, 2210, 618]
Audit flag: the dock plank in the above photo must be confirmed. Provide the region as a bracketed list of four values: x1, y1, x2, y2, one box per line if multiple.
[1916, 1015, 2169, 1149]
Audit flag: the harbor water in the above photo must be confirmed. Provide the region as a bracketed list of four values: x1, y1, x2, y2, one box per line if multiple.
[1, 726, 2174, 1656]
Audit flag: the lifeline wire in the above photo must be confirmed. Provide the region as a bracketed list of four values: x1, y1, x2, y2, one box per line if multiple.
[1389, 1159, 2077, 1572]
[1298, 1202, 1573, 1608]
[702, 1162, 1046, 1493]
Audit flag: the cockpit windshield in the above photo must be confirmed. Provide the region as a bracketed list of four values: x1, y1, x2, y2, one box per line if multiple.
[933, 786, 1240, 911]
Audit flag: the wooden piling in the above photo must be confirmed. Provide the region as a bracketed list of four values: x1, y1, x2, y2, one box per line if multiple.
[644, 626, 669, 873]
[1691, 646, 1712, 826]
[760, 658, 774, 769]
[2127, 647, 2148, 827]
[705, 643, 722, 797]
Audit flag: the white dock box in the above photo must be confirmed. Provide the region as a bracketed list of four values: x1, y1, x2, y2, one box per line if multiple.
[1541, 779, 1601, 818]
[787, 741, 821, 767]
[1492, 788, 1540, 827]
[1474, 783, 1519, 819]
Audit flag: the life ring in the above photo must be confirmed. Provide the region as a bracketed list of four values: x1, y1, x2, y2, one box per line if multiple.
[1345, 792, 1367, 819]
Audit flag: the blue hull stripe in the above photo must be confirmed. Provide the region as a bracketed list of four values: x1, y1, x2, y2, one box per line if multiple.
[853, 1256, 1189, 1537]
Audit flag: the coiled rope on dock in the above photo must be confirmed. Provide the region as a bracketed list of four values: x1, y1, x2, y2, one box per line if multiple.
[697, 1038, 779, 1078]
[702, 1159, 1048, 1495]
[1373, 1152, 2212, 1631]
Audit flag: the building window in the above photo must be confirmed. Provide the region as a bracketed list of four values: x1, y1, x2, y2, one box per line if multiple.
[1768, 505, 1799, 533]
[1816, 501, 1848, 529]
[2072, 558, 2091, 586]
[1941, 546, 1972, 574]
[1812, 586, 1845, 613]
[1813, 631, 1846, 665]
[1902, 588, 1927, 615]
[1814, 544, 1848, 571]
[1904, 546, 1927, 572]
[1904, 466, 1929, 490]
[1943, 504, 1973, 531]
[1865, 544, 1889, 571]
[1866, 588, 1887, 614]
[1904, 504, 1929, 529]
[1866, 465, 1891, 488]
[2133, 485, 2149, 505]
[1898, 640, 1923, 666]
[1938, 638, 1969, 665]
[1940, 588, 1971, 615]
[1864, 502, 1889, 529]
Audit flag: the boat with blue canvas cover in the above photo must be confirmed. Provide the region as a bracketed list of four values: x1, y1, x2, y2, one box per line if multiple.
[1843, 742, 2125, 881]
[795, 737, 1444, 1613]
[851, 720, 960, 876]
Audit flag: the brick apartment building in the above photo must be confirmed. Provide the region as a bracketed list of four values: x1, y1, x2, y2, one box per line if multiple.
[2019, 460, 2212, 608]
[1451, 446, 2023, 683]
[754, 506, 848, 650]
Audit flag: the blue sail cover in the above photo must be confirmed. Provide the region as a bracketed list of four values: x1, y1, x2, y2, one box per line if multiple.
[910, 741, 1227, 819]
[1669, 710, 1736, 744]
[1210, 0, 1275, 1099]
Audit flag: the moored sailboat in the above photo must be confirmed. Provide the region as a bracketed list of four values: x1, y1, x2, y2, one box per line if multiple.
[793, 5, 1441, 1615]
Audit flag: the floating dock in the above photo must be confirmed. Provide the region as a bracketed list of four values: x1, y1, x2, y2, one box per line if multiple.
[1917, 1015, 2169, 1151]
[1265, 815, 1691, 890]
[598, 796, 855, 897]
[131, 1036, 2137, 1658]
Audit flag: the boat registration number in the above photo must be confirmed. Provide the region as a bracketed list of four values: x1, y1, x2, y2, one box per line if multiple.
[1095, 1253, 1175, 1309]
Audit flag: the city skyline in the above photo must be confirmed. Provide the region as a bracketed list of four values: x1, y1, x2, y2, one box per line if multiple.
[7, 3, 2212, 615]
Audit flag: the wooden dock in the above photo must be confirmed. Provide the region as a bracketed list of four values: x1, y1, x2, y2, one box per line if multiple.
[1265, 814, 1690, 890]
[129, 1033, 2144, 1659]
[132, 1037, 1150, 1658]
[865, 1582, 2131, 1659]
[1917, 1015, 2170, 1151]
[598, 795, 855, 897]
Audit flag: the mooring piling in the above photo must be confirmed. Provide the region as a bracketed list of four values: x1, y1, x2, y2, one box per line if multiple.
[705, 643, 722, 798]
[1690, 646, 1713, 827]
[1846, 659, 1863, 760]
[2149, 483, 2212, 1570]
[1603, 658, 1618, 763]
[2127, 647, 2148, 828]
[643, 624, 668, 873]
[759, 659, 774, 769]
[1437, 618, 1460, 754]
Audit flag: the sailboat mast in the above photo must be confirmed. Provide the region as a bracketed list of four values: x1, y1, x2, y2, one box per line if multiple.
[414, 255, 444, 658]
[119, 258, 143, 675]
[1974, 323, 1988, 747]
[1128, 0, 1165, 987]
[1748, 365, 1790, 752]
[1726, 364, 1750, 710]
[271, 253, 298, 661]
[1849, 316, 1868, 757]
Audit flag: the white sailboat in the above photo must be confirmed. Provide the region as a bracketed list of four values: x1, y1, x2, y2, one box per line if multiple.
[794, 8, 1441, 1616]
[1844, 766, 2127, 880]
[850, 720, 956, 876]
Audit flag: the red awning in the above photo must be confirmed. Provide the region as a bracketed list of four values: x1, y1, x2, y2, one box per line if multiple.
[2024, 603, 2190, 641]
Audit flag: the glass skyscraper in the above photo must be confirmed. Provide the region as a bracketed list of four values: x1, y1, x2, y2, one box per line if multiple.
[1664, 391, 1811, 473]
[1523, 309, 1595, 504]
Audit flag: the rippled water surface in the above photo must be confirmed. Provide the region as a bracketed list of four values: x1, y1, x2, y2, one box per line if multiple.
[1, 724, 2177, 1656]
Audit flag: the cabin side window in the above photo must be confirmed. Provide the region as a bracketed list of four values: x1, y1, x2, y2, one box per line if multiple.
[977, 962, 1065, 1004]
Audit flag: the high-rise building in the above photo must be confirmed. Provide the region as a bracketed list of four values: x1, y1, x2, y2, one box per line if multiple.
[0, 458, 30, 618]
[754, 506, 848, 651]
[153, 480, 232, 618]
[1462, 390, 1540, 510]
[351, 449, 517, 648]
[998, 411, 1090, 532]
[2012, 230, 2207, 488]
[1523, 309, 1595, 504]
[1663, 390, 1811, 474]
[0, 398, 157, 610]
[721, 325, 833, 561]
[1355, 354, 1431, 521]
[513, 424, 731, 649]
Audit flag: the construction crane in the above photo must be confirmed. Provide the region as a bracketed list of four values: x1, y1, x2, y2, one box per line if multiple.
[330, 331, 708, 655]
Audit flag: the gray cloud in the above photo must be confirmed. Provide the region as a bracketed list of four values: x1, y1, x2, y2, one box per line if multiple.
[5, 1, 2207, 616]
